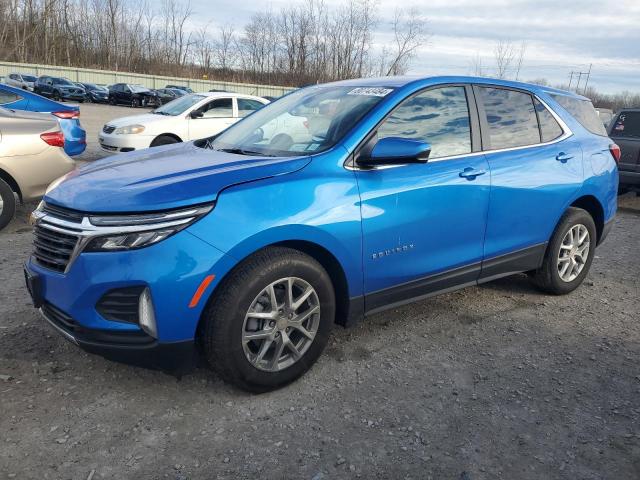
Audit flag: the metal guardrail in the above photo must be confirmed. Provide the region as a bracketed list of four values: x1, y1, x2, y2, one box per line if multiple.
[0, 61, 294, 97]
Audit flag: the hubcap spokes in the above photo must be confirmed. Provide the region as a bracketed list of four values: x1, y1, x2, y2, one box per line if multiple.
[242, 277, 320, 372]
[557, 224, 590, 282]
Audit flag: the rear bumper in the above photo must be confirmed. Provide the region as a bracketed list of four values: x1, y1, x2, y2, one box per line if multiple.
[40, 302, 196, 374]
[619, 169, 640, 187]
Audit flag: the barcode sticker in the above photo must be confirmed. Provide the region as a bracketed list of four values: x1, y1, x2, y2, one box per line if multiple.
[347, 87, 394, 97]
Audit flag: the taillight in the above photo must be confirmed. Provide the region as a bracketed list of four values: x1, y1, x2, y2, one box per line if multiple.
[609, 143, 621, 164]
[53, 110, 80, 119]
[40, 131, 65, 148]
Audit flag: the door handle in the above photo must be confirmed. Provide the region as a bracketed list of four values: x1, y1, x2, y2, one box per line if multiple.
[459, 167, 486, 180]
[556, 152, 573, 163]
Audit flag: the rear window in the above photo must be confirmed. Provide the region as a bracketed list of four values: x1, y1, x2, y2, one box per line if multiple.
[551, 94, 607, 136]
[534, 99, 563, 142]
[610, 111, 640, 139]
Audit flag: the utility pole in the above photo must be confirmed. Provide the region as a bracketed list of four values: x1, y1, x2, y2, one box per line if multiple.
[582, 63, 592, 94]
[568, 71, 574, 90]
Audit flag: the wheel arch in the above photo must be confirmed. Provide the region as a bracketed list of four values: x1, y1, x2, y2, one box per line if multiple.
[0, 167, 21, 201]
[570, 194, 604, 243]
[151, 133, 182, 146]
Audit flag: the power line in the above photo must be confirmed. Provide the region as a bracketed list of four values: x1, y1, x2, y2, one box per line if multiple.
[568, 64, 592, 94]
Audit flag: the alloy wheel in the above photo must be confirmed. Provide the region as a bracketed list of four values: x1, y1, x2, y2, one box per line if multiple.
[557, 224, 590, 282]
[0, 196, 4, 216]
[242, 277, 320, 372]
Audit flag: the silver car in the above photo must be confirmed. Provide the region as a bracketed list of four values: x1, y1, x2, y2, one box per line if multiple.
[5, 72, 38, 91]
[0, 107, 75, 230]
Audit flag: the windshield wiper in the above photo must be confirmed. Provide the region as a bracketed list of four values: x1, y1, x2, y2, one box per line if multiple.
[151, 111, 170, 115]
[216, 148, 275, 157]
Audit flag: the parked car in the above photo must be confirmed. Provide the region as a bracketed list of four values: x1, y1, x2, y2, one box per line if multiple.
[99, 92, 269, 153]
[33, 76, 86, 102]
[155, 88, 187, 105]
[5, 72, 38, 91]
[166, 84, 193, 93]
[26, 76, 618, 392]
[0, 107, 75, 230]
[0, 83, 87, 156]
[81, 83, 109, 103]
[608, 108, 639, 194]
[108, 83, 160, 107]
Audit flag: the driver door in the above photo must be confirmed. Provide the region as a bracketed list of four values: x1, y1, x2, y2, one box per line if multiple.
[188, 97, 236, 140]
[355, 85, 490, 312]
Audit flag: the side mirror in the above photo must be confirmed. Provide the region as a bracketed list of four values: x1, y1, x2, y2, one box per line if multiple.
[357, 137, 431, 166]
[190, 110, 204, 119]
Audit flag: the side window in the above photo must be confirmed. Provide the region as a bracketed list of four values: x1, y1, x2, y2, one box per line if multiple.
[377, 86, 472, 159]
[611, 111, 640, 139]
[550, 94, 607, 136]
[0, 90, 22, 105]
[9, 74, 17, 80]
[478, 87, 540, 149]
[200, 98, 233, 118]
[237, 98, 265, 118]
[534, 99, 563, 142]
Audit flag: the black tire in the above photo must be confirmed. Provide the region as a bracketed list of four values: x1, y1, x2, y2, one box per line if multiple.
[0, 178, 17, 231]
[131, 97, 140, 108]
[109, 97, 116, 106]
[150, 135, 179, 147]
[53, 91, 62, 102]
[529, 207, 597, 295]
[200, 247, 335, 392]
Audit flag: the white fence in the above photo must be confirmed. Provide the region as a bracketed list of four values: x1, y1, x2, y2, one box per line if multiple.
[0, 61, 294, 97]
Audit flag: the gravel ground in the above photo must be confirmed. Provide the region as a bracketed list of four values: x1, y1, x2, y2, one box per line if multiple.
[1, 104, 639, 479]
[0, 194, 638, 479]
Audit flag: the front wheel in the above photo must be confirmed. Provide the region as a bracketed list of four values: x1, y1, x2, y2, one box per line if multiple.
[529, 207, 597, 295]
[200, 247, 335, 392]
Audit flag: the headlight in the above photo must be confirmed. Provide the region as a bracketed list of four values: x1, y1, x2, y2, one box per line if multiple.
[84, 204, 213, 252]
[114, 124, 146, 135]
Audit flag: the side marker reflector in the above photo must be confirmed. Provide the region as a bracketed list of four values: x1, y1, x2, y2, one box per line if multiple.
[189, 274, 216, 308]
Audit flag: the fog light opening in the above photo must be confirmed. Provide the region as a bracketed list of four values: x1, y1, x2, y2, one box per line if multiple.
[138, 287, 158, 338]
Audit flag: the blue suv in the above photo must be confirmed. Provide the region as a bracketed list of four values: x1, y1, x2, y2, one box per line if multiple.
[25, 76, 618, 392]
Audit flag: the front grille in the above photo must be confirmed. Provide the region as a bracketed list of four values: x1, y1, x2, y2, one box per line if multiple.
[42, 302, 153, 346]
[96, 287, 144, 323]
[102, 125, 115, 134]
[42, 202, 84, 223]
[33, 224, 78, 273]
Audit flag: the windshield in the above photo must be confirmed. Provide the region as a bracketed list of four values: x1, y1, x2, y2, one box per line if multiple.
[23, 75, 37, 82]
[153, 94, 205, 115]
[54, 78, 74, 86]
[200, 86, 392, 157]
[130, 85, 150, 93]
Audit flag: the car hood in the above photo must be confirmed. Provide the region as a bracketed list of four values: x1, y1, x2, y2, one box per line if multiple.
[104, 113, 169, 128]
[44, 142, 311, 212]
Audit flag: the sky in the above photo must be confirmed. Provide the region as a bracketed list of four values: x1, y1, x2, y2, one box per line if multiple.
[187, 0, 640, 94]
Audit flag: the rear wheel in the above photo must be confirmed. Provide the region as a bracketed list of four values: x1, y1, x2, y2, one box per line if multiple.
[53, 91, 62, 102]
[150, 135, 179, 147]
[529, 207, 596, 295]
[201, 247, 335, 392]
[0, 178, 17, 231]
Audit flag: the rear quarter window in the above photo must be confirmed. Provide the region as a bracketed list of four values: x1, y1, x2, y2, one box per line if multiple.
[550, 94, 607, 136]
[610, 111, 640, 139]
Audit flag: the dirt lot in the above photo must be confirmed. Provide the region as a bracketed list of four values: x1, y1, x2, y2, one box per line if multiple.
[1, 105, 639, 479]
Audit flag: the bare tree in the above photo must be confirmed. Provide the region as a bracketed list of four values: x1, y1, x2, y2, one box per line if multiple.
[379, 7, 428, 76]
[493, 39, 526, 80]
[469, 52, 484, 76]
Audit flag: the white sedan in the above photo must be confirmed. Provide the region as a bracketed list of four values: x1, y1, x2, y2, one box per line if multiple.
[99, 92, 272, 153]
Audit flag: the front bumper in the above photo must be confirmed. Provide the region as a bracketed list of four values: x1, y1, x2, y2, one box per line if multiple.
[99, 132, 154, 153]
[39, 302, 196, 374]
[60, 92, 86, 101]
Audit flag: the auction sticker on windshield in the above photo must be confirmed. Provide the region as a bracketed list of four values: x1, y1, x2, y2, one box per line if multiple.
[347, 87, 394, 97]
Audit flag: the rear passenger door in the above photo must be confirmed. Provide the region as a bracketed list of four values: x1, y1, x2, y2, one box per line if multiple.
[476, 85, 583, 280]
